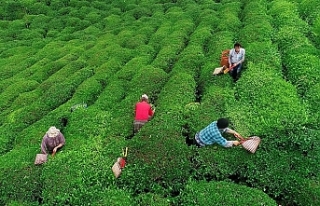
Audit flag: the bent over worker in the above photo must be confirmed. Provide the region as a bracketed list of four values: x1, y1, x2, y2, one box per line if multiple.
[133, 94, 155, 134]
[41, 126, 65, 155]
[190, 118, 240, 148]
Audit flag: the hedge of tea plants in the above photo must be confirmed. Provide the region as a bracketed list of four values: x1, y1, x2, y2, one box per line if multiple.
[0, 0, 319, 205]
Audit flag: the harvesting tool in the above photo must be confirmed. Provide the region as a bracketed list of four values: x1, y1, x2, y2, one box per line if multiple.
[234, 134, 261, 153]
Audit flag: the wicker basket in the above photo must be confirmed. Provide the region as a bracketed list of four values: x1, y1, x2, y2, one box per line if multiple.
[241, 136, 261, 153]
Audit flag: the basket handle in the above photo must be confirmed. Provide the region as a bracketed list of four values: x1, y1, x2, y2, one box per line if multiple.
[234, 133, 246, 143]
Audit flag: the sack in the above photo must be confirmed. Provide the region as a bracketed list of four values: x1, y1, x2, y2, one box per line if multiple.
[241, 136, 261, 153]
[112, 158, 122, 178]
[220, 50, 230, 68]
[213, 66, 224, 75]
[34, 154, 48, 165]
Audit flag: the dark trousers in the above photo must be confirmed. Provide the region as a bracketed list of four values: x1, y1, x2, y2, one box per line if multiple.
[186, 135, 202, 147]
[230, 63, 242, 80]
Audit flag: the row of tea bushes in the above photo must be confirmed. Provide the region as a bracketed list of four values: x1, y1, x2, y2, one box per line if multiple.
[268, 0, 320, 131]
[293, 0, 320, 47]
[119, 72, 196, 200]
[0, 60, 93, 155]
[181, 1, 277, 204]
[226, 1, 319, 205]
[179, 180, 277, 205]
[269, 0, 320, 96]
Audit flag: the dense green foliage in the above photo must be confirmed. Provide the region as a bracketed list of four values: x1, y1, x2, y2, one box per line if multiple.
[0, 0, 319, 205]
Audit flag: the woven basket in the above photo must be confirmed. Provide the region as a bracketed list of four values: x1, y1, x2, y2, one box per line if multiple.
[241, 136, 261, 153]
[34, 154, 48, 165]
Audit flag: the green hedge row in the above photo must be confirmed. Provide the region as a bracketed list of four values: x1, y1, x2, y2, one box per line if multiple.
[179, 180, 277, 205]
[305, 83, 320, 127]
[119, 72, 196, 199]
[268, 0, 320, 130]
[312, 15, 320, 46]
[232, 62, 307, 138]
[183, 1, 317, 205]
[289, 0, 320, 25]
[0, 48, 39, 82]
[227, 1, 319, 204]
[268, 0, 308, 34]
[151, 18, 194, 72]
[0, 67, 93, 154]
[0, 80, 39, 112]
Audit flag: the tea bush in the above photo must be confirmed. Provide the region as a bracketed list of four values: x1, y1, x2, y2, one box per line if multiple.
[41, 136, 123, 205]
[179, 180, 277, 205]
[71, 77, 103, 106]
[312, 15, 320, 46]
[127, 66, 169, 100]
[294, 0, 320, 25]
[233, 62, 307, 137]
[94, 80, 126, 111]
[1, 0, 320, 205]
[0, 147, 43, 203]
[171, 45, 204, 78]
[114, 56, 150, 82]
[268, 0, 309, 34]
[284, 53, 320, 95]
[0, 80, 39, 112]
[118, 73, 196, 196]
[305, 83, 320, 126]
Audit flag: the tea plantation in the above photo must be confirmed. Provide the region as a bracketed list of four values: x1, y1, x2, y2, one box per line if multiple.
[0, 0, 320, 205]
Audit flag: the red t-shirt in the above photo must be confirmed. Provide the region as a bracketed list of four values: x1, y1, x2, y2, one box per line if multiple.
[135, 101, 153, 121]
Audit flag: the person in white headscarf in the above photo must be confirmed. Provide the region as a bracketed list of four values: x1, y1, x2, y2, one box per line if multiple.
[41, 126, 65, 155]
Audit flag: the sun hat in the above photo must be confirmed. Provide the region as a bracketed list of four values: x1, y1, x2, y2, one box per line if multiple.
[141, 94, 148, 100]
[47, 126, 60, 138]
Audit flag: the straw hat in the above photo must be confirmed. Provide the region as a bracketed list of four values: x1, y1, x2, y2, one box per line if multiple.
[47, 126, 60, 138]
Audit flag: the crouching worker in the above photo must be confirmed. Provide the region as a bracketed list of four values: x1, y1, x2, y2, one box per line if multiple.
[133, 94, 155, 134]
[190, 118, 240, 148]
[228, 42, 245, 82]
[41, 126, 65, 156]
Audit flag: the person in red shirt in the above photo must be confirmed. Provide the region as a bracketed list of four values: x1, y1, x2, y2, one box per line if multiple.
[134, 94, 155, 134]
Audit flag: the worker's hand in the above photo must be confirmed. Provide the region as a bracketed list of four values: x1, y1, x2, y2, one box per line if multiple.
[53, 147, 58, 154]
[233, 132, 241, 138]
[233, 141, 240, 146]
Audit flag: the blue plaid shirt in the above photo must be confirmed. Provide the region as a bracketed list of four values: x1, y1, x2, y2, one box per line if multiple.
[199, 121, 228, 147]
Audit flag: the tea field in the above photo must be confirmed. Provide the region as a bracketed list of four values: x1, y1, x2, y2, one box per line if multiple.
[0, 0, 320, 205]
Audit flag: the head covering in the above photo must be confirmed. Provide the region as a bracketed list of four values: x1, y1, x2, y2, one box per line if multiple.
[47, 126, 60, 138]
[141, 94, 148, 100]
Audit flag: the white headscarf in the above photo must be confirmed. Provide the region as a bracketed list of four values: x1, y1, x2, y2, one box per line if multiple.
[47, 126, 60, 138]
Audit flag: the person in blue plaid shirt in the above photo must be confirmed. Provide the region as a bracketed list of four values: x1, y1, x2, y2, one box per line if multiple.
[189, 118, 241, 148]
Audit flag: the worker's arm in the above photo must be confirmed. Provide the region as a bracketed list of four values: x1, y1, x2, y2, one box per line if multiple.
[53, 133, 65, 153]
[217, 134, 240, 147]
[225, 128, 241, 138]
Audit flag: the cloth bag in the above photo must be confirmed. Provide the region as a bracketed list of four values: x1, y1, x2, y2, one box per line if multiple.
[112, 158, 123, 178]
[213, 66, 225, 75]
[112, 147, 128, 178]
[34, 154, 48, 165]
